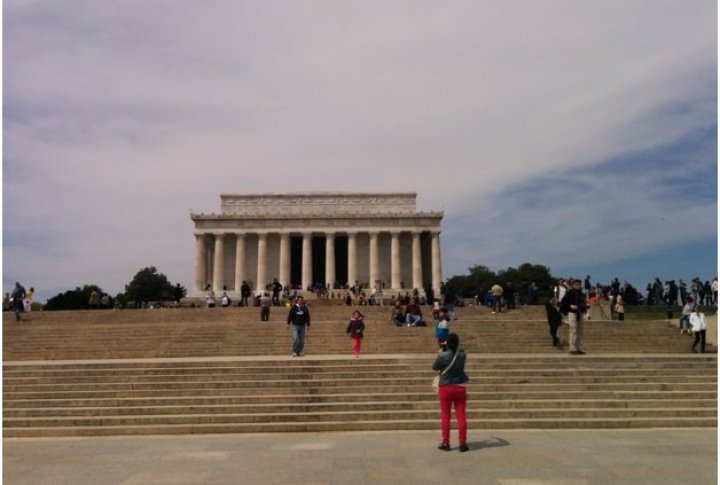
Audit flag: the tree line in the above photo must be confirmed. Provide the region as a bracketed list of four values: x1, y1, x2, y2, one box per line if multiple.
[44, 267, 186, 310]
[43, 261, 562, 310]
[444, 262, 555, 302]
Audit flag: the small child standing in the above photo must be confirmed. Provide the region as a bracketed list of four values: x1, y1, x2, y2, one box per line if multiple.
[435, 308, 450, 348]
[432, 299, 441, 323]
[346, 310, 365, 357]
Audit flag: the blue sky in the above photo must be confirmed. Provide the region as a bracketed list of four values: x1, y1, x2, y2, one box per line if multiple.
[443, 123, 717, 288]
[3, 1, 717, 302]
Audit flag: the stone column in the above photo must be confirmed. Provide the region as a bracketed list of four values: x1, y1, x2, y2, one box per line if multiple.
[193, 234, 206, 293]
[213, 233, 225, 292]
[256, 233, 267, 292]
[390, 231, 401, 290]
[234, 233, 246, 292]
[279, 232, 290, 288]
[412, 231, 423, 290]
[347, 232, 357, 286]
[302, 232, 312, 290]
[369, 231, 379, 287]
[325, 233, 335, 289]
[431, 230, 442, 294]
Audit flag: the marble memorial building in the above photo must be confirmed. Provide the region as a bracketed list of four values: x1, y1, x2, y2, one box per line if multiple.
[190, 193, 443, 297]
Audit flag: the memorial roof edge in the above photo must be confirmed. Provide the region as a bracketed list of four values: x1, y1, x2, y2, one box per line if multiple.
[219, 192, 417, 198]
[190, 211, 444, 220]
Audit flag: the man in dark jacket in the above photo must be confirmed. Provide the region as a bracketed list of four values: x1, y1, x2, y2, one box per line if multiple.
[271, 278, 283, 306]
[287, 296, 311, 357]
[240, 281, 251, 307]
[11, 282, 25, 322]
[561, 279, 587, 355]
[545, 297, 563, 347]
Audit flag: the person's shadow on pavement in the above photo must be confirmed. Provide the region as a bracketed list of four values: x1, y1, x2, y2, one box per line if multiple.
[465, 436, 510, 452]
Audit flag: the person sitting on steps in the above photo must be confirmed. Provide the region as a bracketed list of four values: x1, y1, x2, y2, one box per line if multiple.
[390, 299, 406, 327]
[405, 298, 424, 326]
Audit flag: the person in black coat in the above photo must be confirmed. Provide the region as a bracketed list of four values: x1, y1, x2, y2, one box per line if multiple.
[561, 279, 587, 355]
[545, 297, 562, 347]
[287, 296, 311, 357]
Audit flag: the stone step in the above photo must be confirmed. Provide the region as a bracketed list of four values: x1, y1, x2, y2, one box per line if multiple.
[5, 382, 714, 402]
[5, 392, 716, 408]
[4, 307, 715, 437]
[6, 399, 718, 417]
[4, 373, 716, 391]
[5, 306, 700, 361]
[5, 416, 717, 438]
[5, 370, 715, 385]
[5, 355, 715, 368]
[6, 406, 718, 428]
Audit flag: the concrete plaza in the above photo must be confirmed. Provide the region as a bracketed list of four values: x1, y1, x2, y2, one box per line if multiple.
[3, 428, 717, 484]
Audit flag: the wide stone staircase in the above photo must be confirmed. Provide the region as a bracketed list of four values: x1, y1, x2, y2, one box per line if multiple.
[3, 305, 717, 437]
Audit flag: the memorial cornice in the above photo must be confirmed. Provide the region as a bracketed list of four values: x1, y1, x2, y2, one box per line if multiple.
[191, 211, 443, 220]
[192, 214, 442, 233]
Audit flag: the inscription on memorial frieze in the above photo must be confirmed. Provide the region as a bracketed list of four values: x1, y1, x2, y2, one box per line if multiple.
[220, 193, 417, 216]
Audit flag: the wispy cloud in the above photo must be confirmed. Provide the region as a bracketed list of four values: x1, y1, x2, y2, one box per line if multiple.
[3, 1, 716, 300]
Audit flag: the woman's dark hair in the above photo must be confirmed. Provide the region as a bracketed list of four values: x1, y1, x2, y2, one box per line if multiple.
[446, 333, 460, 352]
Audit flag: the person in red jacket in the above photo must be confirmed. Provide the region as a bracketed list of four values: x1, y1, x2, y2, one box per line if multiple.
[405, 298, 423, 326]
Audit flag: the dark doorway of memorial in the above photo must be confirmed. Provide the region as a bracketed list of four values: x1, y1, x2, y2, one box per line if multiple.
[312, 236, 325, 287]
[290, 236, 302, 288]
[334, 235, 348, 288]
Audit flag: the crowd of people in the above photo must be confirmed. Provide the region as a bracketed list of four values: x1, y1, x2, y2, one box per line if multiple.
[9, 272, 715, 454]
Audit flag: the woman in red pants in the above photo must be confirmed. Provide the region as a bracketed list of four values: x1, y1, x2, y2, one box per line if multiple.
[432, 332, 469, 452]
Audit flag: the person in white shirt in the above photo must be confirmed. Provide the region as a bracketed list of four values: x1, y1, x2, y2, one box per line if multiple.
[679, 298, 694, 335]
[689, 305, 707, 353]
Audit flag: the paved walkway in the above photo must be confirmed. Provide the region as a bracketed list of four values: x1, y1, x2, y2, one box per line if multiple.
[4, 429, 717, 484]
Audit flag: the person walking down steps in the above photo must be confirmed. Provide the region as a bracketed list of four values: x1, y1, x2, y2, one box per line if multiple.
[287, 296, 311, 357]
[346, 310, 365, 358]
[690, 305, 707, 353]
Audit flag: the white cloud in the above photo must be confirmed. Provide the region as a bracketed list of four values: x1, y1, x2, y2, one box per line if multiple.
[3, 0, 716, 299]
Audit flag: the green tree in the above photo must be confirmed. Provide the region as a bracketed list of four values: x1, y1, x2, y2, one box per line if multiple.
[445, 264, 497, 298]
[445, 262, 555, 303]
[44, 284, 103, 310]
[124, 266, 176, 304]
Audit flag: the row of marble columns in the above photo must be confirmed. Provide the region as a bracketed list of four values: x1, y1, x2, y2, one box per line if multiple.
[193, 230, 442, 294]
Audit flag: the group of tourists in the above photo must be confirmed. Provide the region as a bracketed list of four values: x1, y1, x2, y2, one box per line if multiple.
[645, 277, 718, 307]
[282, 293, 469, 450]
[546, 277, 712, 355]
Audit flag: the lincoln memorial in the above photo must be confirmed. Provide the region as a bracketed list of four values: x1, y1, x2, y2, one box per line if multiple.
[190, 192, 444, 297]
